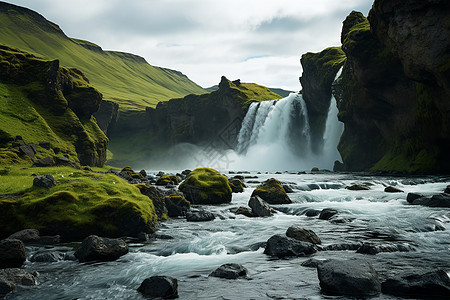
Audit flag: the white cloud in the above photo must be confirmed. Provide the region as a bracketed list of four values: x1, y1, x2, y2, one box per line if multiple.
[6, 0, 373, 90]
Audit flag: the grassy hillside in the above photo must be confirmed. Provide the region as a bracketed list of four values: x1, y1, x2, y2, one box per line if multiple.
[0, 2, 206, 113]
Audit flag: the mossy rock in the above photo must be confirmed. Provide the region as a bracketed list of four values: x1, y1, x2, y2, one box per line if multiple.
[165, 193, 190, 217]
[156, 174, 180, 186]
[179, 168, 232, 205]
[136, 184, 167, 220]
[229, 178, 244, 193]
[121, 166, 144, 180]
[251, 178, 291, 204]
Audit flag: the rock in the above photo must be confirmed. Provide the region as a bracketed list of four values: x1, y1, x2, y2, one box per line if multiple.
[282, 184, 294, 193]
[229, 178, 244, 193]
[251, 178, 291, 204]
[0, 239, 26, 268]
[54, 156, 72, 166]
[74, 235, 128, 262]
[186, 210, 215, 222]
[33, 174, 57, 188]
[384, 186, 403, 193]
[264, 234, 316, 258]
[341, 11, 366, 43]
[382, 269, 450, 299]
[119, 166, 143, 181]
[356, 243, 415, 255]
[136, 184, 168, 220]
[319, 208, 338, 220]
[286, 225, 321, 244]
[248, 196, 273, 217]
[411, 194, 450, 208]
[38, 141, 51, 150]
[321, 243, 362, 251]
[179, 168, 232, 205]
[139, 170, 147, 177]
[7, 229, 40, 243]
[33, 156, 54, 167]
[231, 206, 254, 217]
[407, 192, 424, 203]
[304, 209, 320, 217]
[301, 258, 325, 268]
[156, 174, 180, 186]
[165, 193, 190, 217]
[346, 184, 370, 191]
[445, 185, 450, 194]
[317, 259, 381, 297]
[0, 268, 38, 286]
[18, 144, 35, 160]
[137, 275, 178, 299]
[209, 263, 248, 279]
[30, 251, 64, 262]
[0, 276, 14, 295]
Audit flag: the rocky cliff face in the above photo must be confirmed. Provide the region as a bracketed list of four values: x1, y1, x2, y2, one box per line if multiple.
[332, 1, 450, 173]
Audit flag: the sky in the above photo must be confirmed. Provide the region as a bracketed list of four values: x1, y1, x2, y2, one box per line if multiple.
[7, 0, 373, 91]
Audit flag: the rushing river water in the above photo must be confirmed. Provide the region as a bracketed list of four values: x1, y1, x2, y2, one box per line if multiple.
[8, 172, 450, 299]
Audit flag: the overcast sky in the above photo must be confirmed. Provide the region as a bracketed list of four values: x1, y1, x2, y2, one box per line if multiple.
[8, 0, 373, 90]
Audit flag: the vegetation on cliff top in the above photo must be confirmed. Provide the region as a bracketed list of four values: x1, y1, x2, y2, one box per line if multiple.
[0, 2, 205, 112]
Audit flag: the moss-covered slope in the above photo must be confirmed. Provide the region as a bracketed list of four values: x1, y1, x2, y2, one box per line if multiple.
[0, 45, 107, 167]
[0, 2, 206, 114]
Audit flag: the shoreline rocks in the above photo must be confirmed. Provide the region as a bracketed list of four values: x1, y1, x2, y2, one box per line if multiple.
[74, 235, 128, 262]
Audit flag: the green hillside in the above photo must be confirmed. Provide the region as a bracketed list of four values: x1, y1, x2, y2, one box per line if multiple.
[0, 1, 206, 113]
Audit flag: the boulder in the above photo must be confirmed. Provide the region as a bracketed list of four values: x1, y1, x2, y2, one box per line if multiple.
[209, 263, 248, 279]
[231, 206, 254, 217]
[18, 144, 35, 160]
[384, 186, 403, 193]
[179, 168, 232, 204]
[156, 174, 180, 186]
[264, 234, 316, 258]
[346, 184, 370, 191]
[7, 229, 40, 244]
[30, 251, 64, 263]
[411, 194, 450, 208]
[165, 193, 190, 217]
[33, 156, 54, 167]
[286, 225, 321, 244]
[301, 258, 325, 268]
[186, 210, 215, 222]
[382, 269, 450, 299]
[136, 184, 168, 220]
[0, 277, 14, 296]
[74, 235, 128, 262]
[251, 178, 291, 204]
[407, 192, 424, 203]
[0, 239, 26, 268]
[317, 259, 381, 297]
[356, 242, 415, 255]
[304, 209, 321, 217]
[54, 156, 73, 166]
[119, 166, 143, 181]
[319, 208, 338, 220]
[229, 178, 244, 193]
[0, 268, 38, 286]
[248, 196, 273, 217]
[321, 242, 363, 251]
[33, 174, 57, 188]
[137, 275, 178, 299]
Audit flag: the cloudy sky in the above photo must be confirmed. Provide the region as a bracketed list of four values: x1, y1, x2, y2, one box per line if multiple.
[8, 0, 372, 90]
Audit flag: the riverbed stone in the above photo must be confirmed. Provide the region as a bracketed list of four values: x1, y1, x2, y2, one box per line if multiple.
[33, 174, 57, 188]
[0, 239, 26, 268]
[384, 186, 403, 193]
[186, 210, 215, 222]
[0, 277, 14, 296]
[248, 196, 273, 217]
[251, 178, 291, 204]
[264, 234, 316, 257]
[229, 178, 245, 193]
[318, 208, 338, 220]
[356, 242, 415, 255]
[165, 193, 190, 217]
[30, 251, 64, 263]
[137, 275, 178, 299]
[286, 225, 321, 244]
[74, 235, 128, 262]
[0, 268, 38, 286]
[346, 184, 370, 191]
[209, 263, 248, 279]
[179, 168, 232, 204]
[381, 269, 450, 299]
[7, 229, 40, 244]
[406, 192, 424, 203]
[304, 209, 321, 217]
[317, 259, 381, 297]
[231, 206, 254, 217]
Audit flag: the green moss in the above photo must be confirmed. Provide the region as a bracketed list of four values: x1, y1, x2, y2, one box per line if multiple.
[179, 167, 232, 204]
[0, 165, 158, 240]
[165, 193, 190, 217]
[156, 174, 180, 186]
[251, 178, 291, 204]
[229, 178, 244, 193]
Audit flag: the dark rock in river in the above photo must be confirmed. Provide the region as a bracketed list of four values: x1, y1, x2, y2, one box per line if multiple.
[286, 225, 321, 245]
[251, 178, 291, 204]
[138, 275, 178, 299]
[165, 193, 190, 217]
[0, 239, 26, 268]
[0, 277, 14, 296]
[317, 259, 381, 297]
[231, 206, 254, 218]
[7, 229, 40, 244]
[74, 235, 128, 262]
[248, 196, 273, 217]
[186, 210, 215, 222]
[411, 193, 450, 208]
[301, 258, 325, 268]
[264, 234, 316, 258]
[209, 263, 248, 279]
[156, 174, 180, 186]
[382, 269, 450, 299]
[321, 242, 363, 251]
[319, 208, 338, 220]
[33, 174, 57, 188]
[346, 184, 370, 191]
[406, 192, 424, 203]
[0, 268, 38, 286]
[229, 178, 244, 193]
[304, 209, 321, 217]
[30, 251, 64, 263]
[384, 186, 403, 193]
[356, 242, 415, 255]
[445, 185, 450, 194]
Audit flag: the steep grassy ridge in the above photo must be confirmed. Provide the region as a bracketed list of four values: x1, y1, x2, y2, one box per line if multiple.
[0, 2, 206, 112]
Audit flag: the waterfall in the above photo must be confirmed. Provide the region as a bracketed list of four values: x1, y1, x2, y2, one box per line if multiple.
[232, 90, 343, 171]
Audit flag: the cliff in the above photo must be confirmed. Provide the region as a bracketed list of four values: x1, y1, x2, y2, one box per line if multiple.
[332, 1, 450, 173]
[0, 45, 108, 166]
